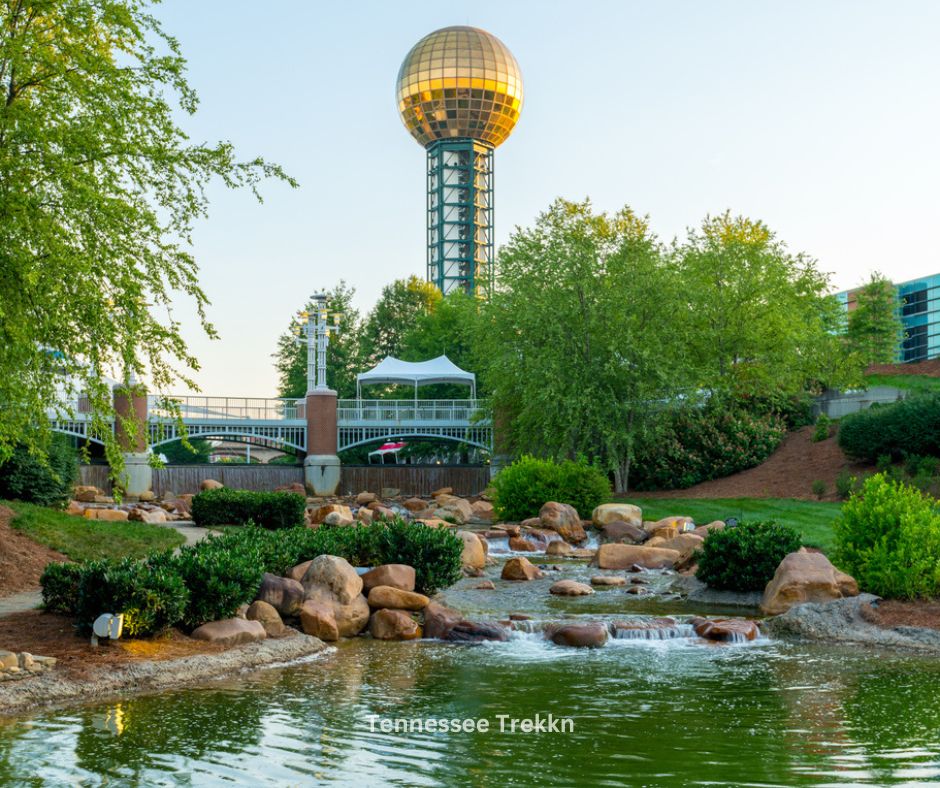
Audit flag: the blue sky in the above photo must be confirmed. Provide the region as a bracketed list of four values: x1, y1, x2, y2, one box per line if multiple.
[155, 0, 940, 396]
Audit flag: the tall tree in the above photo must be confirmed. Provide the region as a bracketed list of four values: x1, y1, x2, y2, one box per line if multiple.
[0, 0, 293, 472]
[272, 282, 360, 399]
[479, 198, 687, 492]
[675, 212, 856, 396]
[399, 291, 483, 398]
[847, 272, 904, 366]
[359, 276, 441, 370]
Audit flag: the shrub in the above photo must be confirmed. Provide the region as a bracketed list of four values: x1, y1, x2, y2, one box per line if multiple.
[0, 435, 77, 507]
[876, 454, 893, 473]
[811, 479, 826, 499]
[835, 470, 856, 500]
[834, 474, 940, 599]
[695, 520, 802, 592]
[491, 455, 611, 521]
[191, 488, 306, 530]
[40, 562, 83, 614]
[838, 393, 940, 463]
[811, 414, 832, 443]
[632, 405, 786, 491]
[73, 557, 190, 636]
[40, 518, 463, 633]
[168, 542, 265, 628]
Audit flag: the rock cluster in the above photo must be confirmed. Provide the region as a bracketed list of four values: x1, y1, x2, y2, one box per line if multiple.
[0, 650, 56, 681]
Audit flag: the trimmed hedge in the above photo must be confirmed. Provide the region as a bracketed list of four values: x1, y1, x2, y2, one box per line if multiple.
[191, 488, 306, 529]
[834, 473, 940, 599]
[695, 520, 802, 592]
[0, 435, 77, 507]
[491, 456, 611, 521]
[41, 519, 463, 634]
[838, 394, 940, 463]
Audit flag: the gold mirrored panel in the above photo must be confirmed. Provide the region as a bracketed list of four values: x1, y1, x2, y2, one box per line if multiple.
[397, 26, 524, 148]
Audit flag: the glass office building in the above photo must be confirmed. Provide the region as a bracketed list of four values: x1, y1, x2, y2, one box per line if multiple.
[836, 273, 940, 362]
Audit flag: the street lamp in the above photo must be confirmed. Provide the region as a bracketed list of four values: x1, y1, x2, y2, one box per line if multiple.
[295, 293, 341, 394]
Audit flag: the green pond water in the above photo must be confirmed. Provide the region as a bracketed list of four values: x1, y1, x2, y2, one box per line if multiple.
[2, 553, 940, 786]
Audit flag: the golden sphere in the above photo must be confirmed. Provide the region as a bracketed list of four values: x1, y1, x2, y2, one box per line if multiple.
[397, 26, 523, 149]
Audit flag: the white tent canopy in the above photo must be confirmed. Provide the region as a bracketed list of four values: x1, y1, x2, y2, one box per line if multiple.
[356, 355, 476, 399]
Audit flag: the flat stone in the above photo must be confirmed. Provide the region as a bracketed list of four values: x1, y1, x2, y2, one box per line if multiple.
[549, 580, 594, 596]
[594, 543, 681, 570]
[361, 564, 416, 593]
[550, 623, 608, 648]
[590, 575, 626, 586]
[191, 618, 266, 647]
[367, 585, 430, 611]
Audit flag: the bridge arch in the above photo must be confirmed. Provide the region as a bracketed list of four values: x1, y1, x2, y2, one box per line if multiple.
[151, 431, 306, 454]
[49, 422, 106, 447]
[338, 427, 492, 454]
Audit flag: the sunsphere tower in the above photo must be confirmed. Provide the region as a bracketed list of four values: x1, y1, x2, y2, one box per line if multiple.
[397, 26, 523, 298]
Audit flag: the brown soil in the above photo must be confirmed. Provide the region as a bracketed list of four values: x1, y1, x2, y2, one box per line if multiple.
[0, 505, 68, 597]
[0, 610, 226, 680]
[861, 599, 940, 632]
[640, 425, 871, 501]
[866, 359, 940, 377]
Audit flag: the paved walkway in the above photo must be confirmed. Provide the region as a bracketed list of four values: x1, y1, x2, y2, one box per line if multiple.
[0, 522, 211, 618]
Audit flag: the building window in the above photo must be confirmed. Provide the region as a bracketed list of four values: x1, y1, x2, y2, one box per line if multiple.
[903, 324, 929, 362]
[902, 288, 928, 316]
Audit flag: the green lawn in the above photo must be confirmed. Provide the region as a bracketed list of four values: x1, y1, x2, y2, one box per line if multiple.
[620, 497, 843, 552]
[5, 500, 185, 561]
[863, 373, 940, 394]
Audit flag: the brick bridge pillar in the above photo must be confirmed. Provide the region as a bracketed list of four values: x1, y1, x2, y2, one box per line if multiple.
[112, 383, 152, 496]
[304, 389, 340, 495]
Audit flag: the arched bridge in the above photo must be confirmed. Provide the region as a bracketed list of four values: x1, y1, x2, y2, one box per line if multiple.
[49, 396, 492, 453]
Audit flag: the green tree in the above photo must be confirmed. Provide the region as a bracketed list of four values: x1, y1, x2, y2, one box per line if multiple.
[0, 0, 293, 474]
[675, 213, 856, 397]
[359, 276, 441, 370]
[158, 438, 212, 465]
[399, 291, 483, 398]
[273, 281, 360, 399]
[479, 198, 686, 492]
[847, 272, 903, 366]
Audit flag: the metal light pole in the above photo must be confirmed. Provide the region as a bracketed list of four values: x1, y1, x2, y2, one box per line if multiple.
[295, 293, 341, 395]
[297, 292, 343, 496]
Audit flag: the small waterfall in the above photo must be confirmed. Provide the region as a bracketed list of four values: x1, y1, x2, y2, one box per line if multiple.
[581, 533, 600, 550]
[611, 623, 696, 641]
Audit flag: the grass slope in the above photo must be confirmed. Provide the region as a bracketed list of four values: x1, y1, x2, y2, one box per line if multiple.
[863, 373, 940, 394]
[623, 497, 841, 552]
[6, 500, 185, 562]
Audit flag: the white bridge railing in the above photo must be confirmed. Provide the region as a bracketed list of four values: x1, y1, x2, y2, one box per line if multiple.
[337, 399, 485, 423]
[148, 396, 301, 421]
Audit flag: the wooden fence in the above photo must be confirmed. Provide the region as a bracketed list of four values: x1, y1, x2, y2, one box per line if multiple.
[79, 464, 490, 497]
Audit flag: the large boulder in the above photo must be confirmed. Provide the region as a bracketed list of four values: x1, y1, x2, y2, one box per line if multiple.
[501, 556, 543, 581]
[356, 491, 377, 505]
[592, 503, 642, 528]
[434, 495, 474, 525]
[692, 520, 726, 539]
[403, 497, 429, 512]
[74, 485, 101, 503]
[422, 601, 508, 642]
[256, 573, 305, 616]
[546, 540, 574, 557]
[301, 555, 362, 605]
[246, 600, 285, 637]
[303, 584, 370, 638]
[311, 504, 353, 525]
[594, 543, 681, 570]
[200, 479, 223, 491]
[361, 564, 416, 593]
[761, 548, 859, 616]
[323, 511, 355, 527]
[601, 520, 648, 544]
[691, 617, 760, 642]
[299, 600, 339, 642]
[549, 580, 594, 596]
[539, 502, 586, 544]
[647, 516, 695, 540]
[286, 560, 313, 583]
[191, 618, 266, 646]
[367, 585, 430, 611]
[84, 508, 129, 522]
[128, 507, 167, 524]
[550, 623, 608, 648]
[470, 500, 494, 521]
[655, 533, 705, 565]
[456, 530, 486, 570]
[370, 609, 421, 640]
[509, 535, 539, 552]
[591, 575, 626, 586]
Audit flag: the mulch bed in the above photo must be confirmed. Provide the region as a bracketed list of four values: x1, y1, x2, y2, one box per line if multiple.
[638, 426, 870, 501]
[866, 359, 940, 377]
[861, 599, 940, 632]
[0, 505, 68, 597]
[0, 610, 226, 680]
